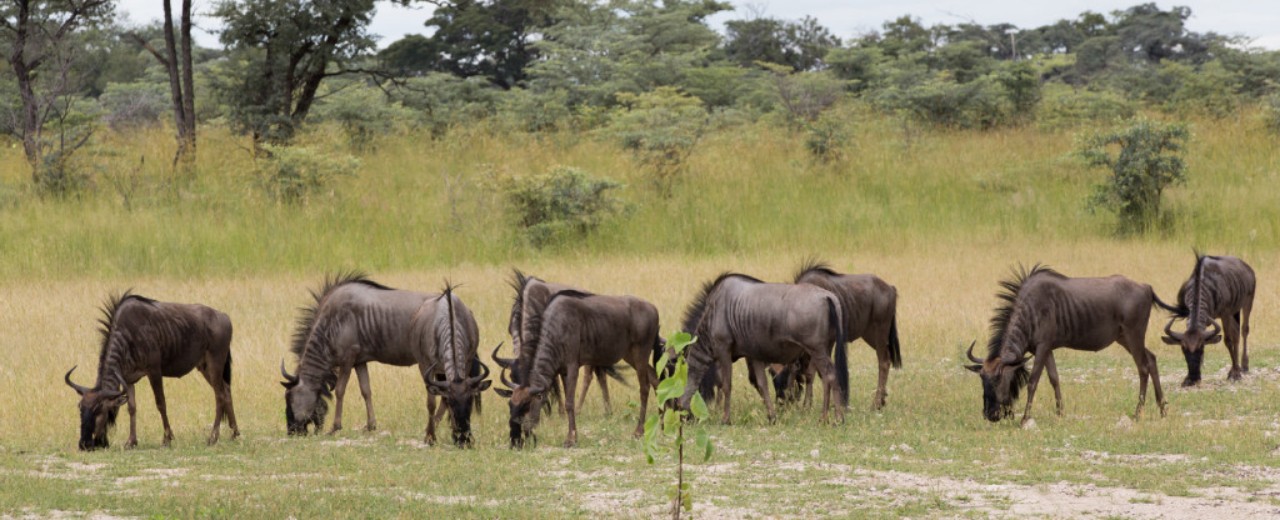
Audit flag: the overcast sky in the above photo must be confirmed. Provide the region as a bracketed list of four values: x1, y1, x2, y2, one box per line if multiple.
[116, 0, 1280, 51]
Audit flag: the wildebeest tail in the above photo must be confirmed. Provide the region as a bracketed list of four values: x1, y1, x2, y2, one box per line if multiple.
[598, 365, 630, 386]
[828, 297, 849, 408]
[888, 315, 902, 369]
[1151, 290, 1180, 314]
[223, 351, 233, 385]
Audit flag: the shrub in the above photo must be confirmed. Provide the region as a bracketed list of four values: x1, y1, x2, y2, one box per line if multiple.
[804, 109, 851, 165]
[313, 82, 416, 151]
[496, 165, 624, 247]
[874, 69, 1008, 130]
[609, 87, 708, 197]
[99, 82, 171, 132]
[1266, 93, 1280, 135]
[1079, 118, 1189, 233]
[1037, 85, 1136, 130]
[254, 144, 359, 204]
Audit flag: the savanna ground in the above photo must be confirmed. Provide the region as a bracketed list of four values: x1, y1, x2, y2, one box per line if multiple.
[1, 113, 1279, 518]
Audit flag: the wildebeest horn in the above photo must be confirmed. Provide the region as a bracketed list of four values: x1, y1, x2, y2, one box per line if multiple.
[469, 360, 491, 386]
[65, 366, 90, 396]
[491, 342, 514, 368]
[965, 341, 981, 363]
[1163, 319, 1183, 341]
[1206, 320, 1221, 337]
[280, 359, 299, 385]
[424, 362, 448, 392]
[500, 366, 516, 389]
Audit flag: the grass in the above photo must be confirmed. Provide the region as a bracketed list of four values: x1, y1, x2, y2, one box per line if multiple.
[1, 110, 1279, 517]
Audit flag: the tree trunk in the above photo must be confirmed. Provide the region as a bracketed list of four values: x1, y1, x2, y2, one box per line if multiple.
[179, 0, 196, 163]
[7, 0, 42, 178]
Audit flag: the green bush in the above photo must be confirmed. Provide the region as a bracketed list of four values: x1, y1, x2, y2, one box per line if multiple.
[255, 144, 359, 204]
[609, 87, 708, 197]
[804, 109, 851, 165]
[875, 72, 1008, 129]
[496, 165, 624, 247]
[1037, 85, 1136, 130]
[313, 82, 416, 150]
[1079, 118, 1189, 234]
[99, 82, 171, 132]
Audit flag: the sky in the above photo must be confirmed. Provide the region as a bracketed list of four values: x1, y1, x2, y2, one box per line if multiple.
[115, 0, 1280, 51]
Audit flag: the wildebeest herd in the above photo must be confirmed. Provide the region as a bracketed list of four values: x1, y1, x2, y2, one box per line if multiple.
[65, 253, 1255, 451]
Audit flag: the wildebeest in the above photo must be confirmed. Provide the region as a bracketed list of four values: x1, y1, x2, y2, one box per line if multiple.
[965, 265, 1179, 425]
[679, 273, 849, 424]
[494, 290, 661, 448]
[65, 291, 237, 450]
[280, 274, 491, 446]
[1161, 254, 1256, 386]
[493, 270, 626, 414]
[793, 260, 902, 410]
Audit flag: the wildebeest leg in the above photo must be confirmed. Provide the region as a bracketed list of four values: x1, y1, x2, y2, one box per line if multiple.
[1131, 348, 1152, 420]
[597, 368, 612, 416]
[425, 393, 439, 445]
[719, 354, 734, 425]
[1223, 315, 1243, 381]
[1044, 353, 1063, 416]
[124, 383, 138, 448]
[149, 375, 174, 447]
[355, 361, 373, 430]
[556, 375, 568, 417]
[802, 361, 816, 408]
[753, 361, 778, 423]
[198, 363, 227, 446]
[872, 347, 892, 411]
[809, 355, 843, 424]
[577, 367, 594, 413]
[563, 364, 580, 448]
[1240, 297, 1253, 372]
[630, 354, 652, 438]
[1146, 349, 1167, 418]
[329, 364, 354, 434]
[1019, 349, 1049, 426]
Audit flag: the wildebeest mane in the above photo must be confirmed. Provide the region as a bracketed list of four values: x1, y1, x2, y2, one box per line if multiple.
[95, 290, 157, 383]
[987, 264, 1061, 397]
[507, 269, 533, 339]
[289, 271, 390, 358]
[681, 272, 765, 335]
[792, 257, 840, 281]
[1172, 252, 1210, 320]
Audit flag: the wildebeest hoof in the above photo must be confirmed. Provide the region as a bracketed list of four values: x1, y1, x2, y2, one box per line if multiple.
[363, 424, 377, 432]
[125, 439, 138, 449]
[327, 426, 342, 435]
[1181, 377, 1200, 388]
[563, 439, 577, 448]
[1228, 370, 1243, 381]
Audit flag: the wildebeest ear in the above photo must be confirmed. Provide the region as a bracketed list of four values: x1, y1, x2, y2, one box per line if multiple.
[493, 387, 513, 398]
[1204, 333, 1223, 345]
[1160, 335, 1181, 345]
[964, 364, 982, 374]
[476, 380, 492, 392]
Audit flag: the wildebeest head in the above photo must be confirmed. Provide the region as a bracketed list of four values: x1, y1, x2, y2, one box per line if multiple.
[425, 360, 492, 447]
[493, 367, 544, 448]
[65, 366, 125, 451]
[964, 342, 1029, 423]
[280, 360, 330, 435]
[1161, 318, 1220, 382]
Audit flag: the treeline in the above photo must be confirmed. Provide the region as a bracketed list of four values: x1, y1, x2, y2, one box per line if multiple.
[2, 1, 1280, 196]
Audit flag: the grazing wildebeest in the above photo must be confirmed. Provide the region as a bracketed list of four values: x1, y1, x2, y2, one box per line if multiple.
[793, 260, 902, 410]
[494, 290, 661, 448]
[964, 264, 1179, 425]
[280, 274, 491, 446]
[679, 273, 849, 424]
[1161, 254, 1256, 386]
[65, 291, 237, 450]
[493, 270, 626, 414]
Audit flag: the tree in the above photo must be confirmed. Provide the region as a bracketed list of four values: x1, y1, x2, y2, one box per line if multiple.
[721, 15, 839, 72]
[212, 0, 380, 144]
[1080, 119, 1189, 233]
[0, 0, 113, 185]
[405, 0, 558, 88]
[527, 0, 729, 108]
[129, 0, 197, 167]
